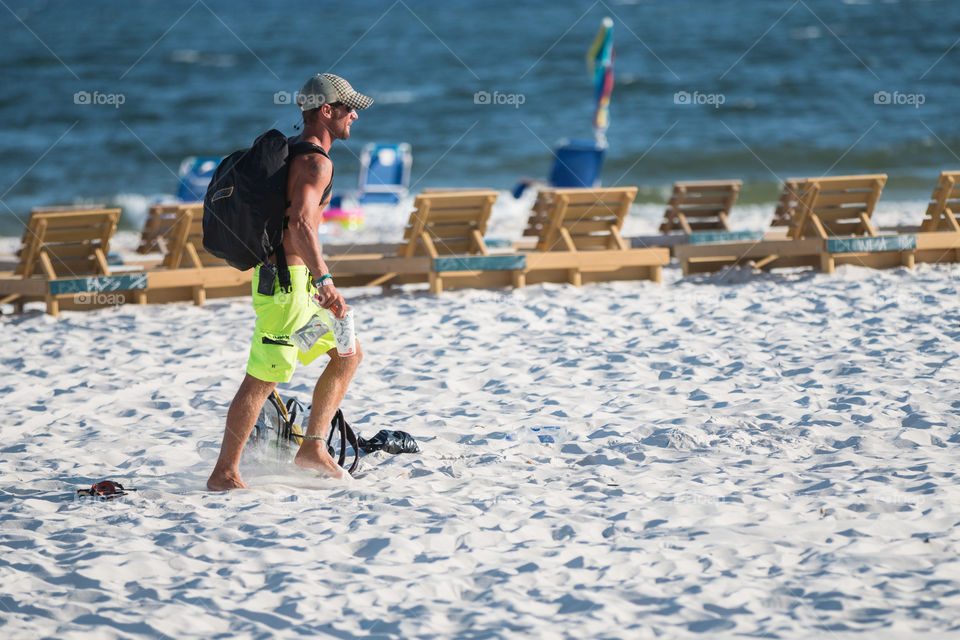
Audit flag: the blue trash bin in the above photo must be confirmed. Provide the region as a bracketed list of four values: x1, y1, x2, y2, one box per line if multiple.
[548, 139, 606, 188]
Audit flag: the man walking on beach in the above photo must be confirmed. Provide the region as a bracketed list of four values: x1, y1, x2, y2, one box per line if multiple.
[207, 74, 373, 491]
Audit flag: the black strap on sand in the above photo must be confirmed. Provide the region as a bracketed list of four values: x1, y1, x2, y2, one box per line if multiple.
[284, 397, 301, 442]
[325, 409, 360, 474]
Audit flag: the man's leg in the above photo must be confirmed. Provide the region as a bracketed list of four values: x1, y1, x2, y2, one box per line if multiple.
[294, 342, 363, 477]
[207, 373, 277, 491]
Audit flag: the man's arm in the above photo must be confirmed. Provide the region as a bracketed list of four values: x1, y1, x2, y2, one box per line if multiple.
[285, 153, 347, 317]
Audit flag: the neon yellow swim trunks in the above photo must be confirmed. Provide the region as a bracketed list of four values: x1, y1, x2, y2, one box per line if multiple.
[246, 265, 337, 383]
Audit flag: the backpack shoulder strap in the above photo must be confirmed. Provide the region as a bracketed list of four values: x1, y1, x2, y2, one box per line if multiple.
[287, 141, 333, 200]
[288, 141, 329, 160]
[276, 140, 333, 294]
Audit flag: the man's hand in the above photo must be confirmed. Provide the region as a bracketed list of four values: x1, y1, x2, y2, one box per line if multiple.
[315, 283, 348, 319]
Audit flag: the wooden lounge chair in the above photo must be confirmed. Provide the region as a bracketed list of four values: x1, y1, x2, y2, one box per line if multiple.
[0, 208, 147, 315]
[919, 170, 960, 232]
[520, 187, 669, 286]
[140, 203, 251, 305]
[769, 178, 805, 230]
[326, 189, 507, 294]
[913, 170, 960, 264]
[659, 180, 742, 235]
[626, 179, 759, 254]
[137, 203, 192, 253]
[788, 174, 884, 240]
[677, 174, 915, 275]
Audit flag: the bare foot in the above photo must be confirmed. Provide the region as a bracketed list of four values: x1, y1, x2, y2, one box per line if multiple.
[294, 443, 346, 480]
[207, 469, 249, 491]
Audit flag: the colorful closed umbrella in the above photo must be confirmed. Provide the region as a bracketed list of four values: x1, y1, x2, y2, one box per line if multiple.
[586, 17, 615, 147]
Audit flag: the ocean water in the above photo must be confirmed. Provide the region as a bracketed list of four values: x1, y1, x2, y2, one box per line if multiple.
[1, 0, 958, 233]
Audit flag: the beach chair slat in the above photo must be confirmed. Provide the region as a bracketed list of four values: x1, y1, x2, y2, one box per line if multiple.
[670, 195, 736, 207]
[812, 175, 887, 188]
[412, 193, 496, 210]
[27, 212, 118, 229]
[812, 191, 879, 207]
[813, 206, 870, 222]
[38, 242, 111, 262]
[673, 179, 742, 189]
[427, 201, 496, 215]
[408, 208, 490, 224]
[563, 235, 619, 250]
[553, 203, 630, 219]
[557, 194, 629, 207]
[551, 187, 636, 205]
[29, 207, 118, 218]
[559, 211, 622, 226]
[682, 207, 726, 224]
[821, 222, 870, 236]
[404, 224, 483, 243]
[32, 257, 100, 279]
[564, 219, 623, 235]
[685, 220, 735, 231]
[557, 196, 628, 210]
[30, 205, 116, 214]
[38, 226, 115, 244]
[417, 239, 474, 255]
[403, 223, 480, 240]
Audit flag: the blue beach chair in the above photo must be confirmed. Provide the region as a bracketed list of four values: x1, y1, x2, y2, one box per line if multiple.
[357, 143, 412, 205]
[176, 156, 221, 202]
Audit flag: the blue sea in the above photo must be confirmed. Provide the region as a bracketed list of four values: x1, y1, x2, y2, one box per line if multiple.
[2, 0, 958, 233]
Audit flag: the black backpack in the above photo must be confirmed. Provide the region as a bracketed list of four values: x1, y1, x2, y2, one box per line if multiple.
[202, 129, 327, 293]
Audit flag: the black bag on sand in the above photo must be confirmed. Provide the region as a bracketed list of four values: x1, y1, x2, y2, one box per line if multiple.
[202, 129, 327, 292]
[358, 430, 420, 454]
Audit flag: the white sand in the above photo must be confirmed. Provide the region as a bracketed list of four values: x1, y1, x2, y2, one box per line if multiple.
[3, 198, 960, 638]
